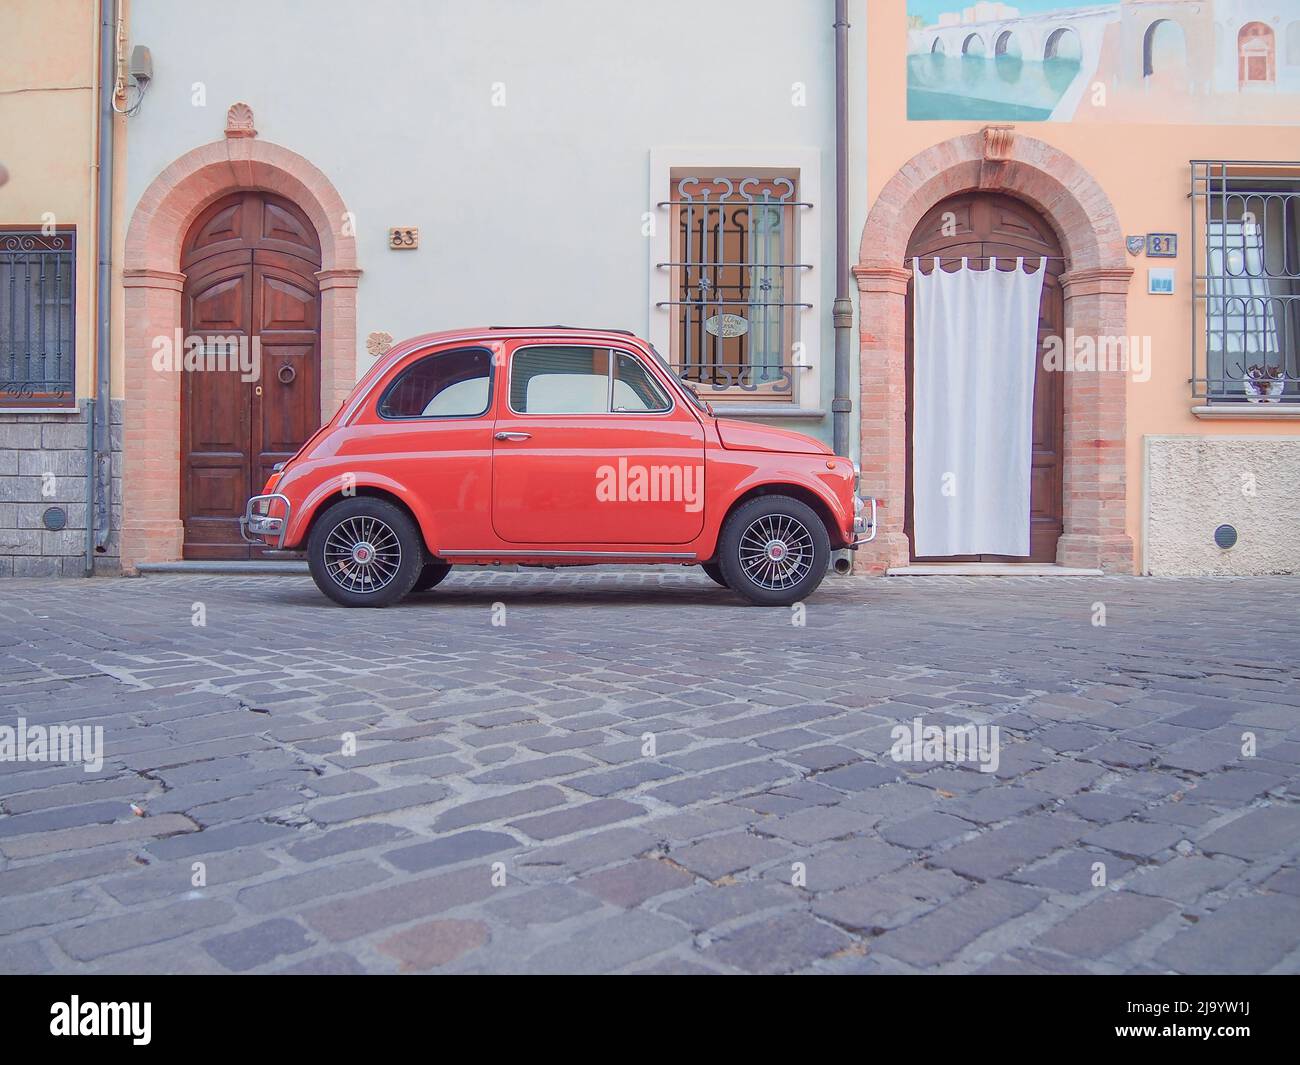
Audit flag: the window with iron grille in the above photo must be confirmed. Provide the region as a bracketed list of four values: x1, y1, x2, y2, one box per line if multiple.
[0, 228, 76, 408]
[1191, 162, 1299, 404]
[659, 176, 811, 401]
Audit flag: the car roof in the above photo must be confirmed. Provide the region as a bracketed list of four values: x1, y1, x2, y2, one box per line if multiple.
[393, 325, 642, 349]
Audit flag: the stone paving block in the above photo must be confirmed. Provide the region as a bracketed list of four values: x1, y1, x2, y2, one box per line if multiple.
[704, 912, 854, 974]
[0, 889, 100, 935]
[1126, 855, 1246, 903]
[511, 799, 645, 842]
[237, 860, 390, 913]
[303, 866, 497, 942]
[103, 850, 279, 906]
[813, 761, 904, 792]
[1036, 893, 1176, 959]
[515, 826, 659, 876]
[375, 919, 489, 970]
[576, 858, 695, 907]
[0, 848, 139, 897]
[202, 917, 314, 972]
[277, 952, 367, 974]
[1198, 806, 1300, 861]
[144, 819, 291, 860]
[1061, 793, 1145, 823]
[384, 830, 518, 873]
[802, 838, 914, 892]
[2, 813, 199, 860]
[1011, 849, 1135, 893]
[645, 762, 796, 806]
[1156, 894, 1300, 974]
[468, 755, 595, 785]
[1185, 770, 1286, 805]
[946, 787, 1053, 825]
[870, 881, 1045, 968]
[931, 814, 1089, 881]
[523, 911, 688, 974]
[669, 831, 790, 881]
[55, 899, 236, 962]
[812, 866, 966, 932]
[879, 811, 973, 850]
[433, 785, 567, 831]
[285, 822, 413, 862]
[485, 885, 603, 928]
[306, 783, 450, 825]
[1081, 821, 1185, 860]
[754, 805, 878, 845]
[657, 881, 801, 932]
[0, 938, 51, 974]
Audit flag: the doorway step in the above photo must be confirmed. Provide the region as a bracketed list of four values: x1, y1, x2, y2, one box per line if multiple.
[887, 563, 1102, 576]
[137, 560, 308, 576]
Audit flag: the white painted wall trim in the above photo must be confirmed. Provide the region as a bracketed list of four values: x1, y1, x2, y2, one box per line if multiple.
[647, 146, 823, 412]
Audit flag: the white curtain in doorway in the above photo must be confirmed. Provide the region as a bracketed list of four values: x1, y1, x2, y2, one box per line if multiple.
[911, 257, 1046, 558]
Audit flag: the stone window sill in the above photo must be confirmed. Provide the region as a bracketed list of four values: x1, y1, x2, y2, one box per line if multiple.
[1191, 405, 1300, 420]
[704, 404, 825, 419]
[0, 406, 81, 415]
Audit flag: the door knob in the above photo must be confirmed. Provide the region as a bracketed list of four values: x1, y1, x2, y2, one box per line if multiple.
[494, 431, 531, 441]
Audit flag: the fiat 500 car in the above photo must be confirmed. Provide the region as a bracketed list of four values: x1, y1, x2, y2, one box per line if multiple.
[242, 326, 875, 607]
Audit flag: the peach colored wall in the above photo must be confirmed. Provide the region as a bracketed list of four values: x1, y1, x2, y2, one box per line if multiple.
[0, 0, 101, 403]
[867, 3, 1300, 566]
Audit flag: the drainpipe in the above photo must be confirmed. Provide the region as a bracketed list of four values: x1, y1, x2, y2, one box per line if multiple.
[89, 0, 116, 572]
[831, 0, 852, 460]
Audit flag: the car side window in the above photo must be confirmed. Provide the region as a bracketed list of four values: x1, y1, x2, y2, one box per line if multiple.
[613, 351, 670, 413]
[510, 345, 671, 414]
[378, 347, 492, 419]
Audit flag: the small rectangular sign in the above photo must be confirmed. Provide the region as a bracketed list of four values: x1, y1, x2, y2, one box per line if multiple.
[1148, 267, 1175, 295]
[1146, 233, 1177, 257]
[388, 227, 419, 250]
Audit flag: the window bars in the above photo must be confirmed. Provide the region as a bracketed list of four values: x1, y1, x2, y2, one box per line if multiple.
[658, 176, 811, 399]
[0, 229, 76, 408]
[1191, 162, 1299, 403]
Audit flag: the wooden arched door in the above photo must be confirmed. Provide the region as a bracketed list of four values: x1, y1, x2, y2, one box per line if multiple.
[904, 193, 1065, 563]
[180, 192, 322, 559]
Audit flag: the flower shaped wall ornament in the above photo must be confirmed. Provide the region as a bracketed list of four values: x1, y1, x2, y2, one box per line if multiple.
[366, 331, 394, 357]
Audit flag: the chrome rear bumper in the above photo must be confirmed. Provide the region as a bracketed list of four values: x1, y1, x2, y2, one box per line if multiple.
[239, 493, 292, 548]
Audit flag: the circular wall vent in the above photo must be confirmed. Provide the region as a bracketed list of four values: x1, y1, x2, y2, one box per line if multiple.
[42, 507, 67, 531]
[1213, 523, 1238, 549]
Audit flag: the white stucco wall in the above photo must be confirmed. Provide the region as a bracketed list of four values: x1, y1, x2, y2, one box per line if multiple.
[124, 0, 866, 443]
[1144, 435, 1300, 575]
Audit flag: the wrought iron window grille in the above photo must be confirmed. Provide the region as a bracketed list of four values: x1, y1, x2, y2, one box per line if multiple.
[1, 228, 76, 408]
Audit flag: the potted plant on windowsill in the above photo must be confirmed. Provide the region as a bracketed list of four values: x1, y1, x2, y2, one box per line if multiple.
[1239, 363, 1284, 403]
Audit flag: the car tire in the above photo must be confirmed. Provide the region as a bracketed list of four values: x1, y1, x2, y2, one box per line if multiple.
[411, 561, 452, 593]
[717, 495, 830, 606]
[307, 497, 424, 608]
[699, 562, 728, 587]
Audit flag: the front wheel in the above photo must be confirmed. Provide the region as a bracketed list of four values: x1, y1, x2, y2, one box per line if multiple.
[307, 497, 423, 607]
[717, 495, 830, 606]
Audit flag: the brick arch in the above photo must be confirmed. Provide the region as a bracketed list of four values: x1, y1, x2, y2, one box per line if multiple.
[121, 134, 360, 569]
[853, 129, 1134, 574]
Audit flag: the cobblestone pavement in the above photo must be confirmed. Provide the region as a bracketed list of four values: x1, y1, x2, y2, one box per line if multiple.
[1, 569, 1298, 975]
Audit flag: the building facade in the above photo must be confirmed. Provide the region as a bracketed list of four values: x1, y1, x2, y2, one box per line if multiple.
[865, 0, 1300, 575]
[0, 0, 123, 576]
[1, 1, 1296, 579]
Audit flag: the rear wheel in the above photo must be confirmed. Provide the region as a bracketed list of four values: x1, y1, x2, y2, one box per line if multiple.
[699, 562, 728, 587]
[411, 561, 452, 593]
[307, 497, 423, 608]
[717, 495, 830, 606]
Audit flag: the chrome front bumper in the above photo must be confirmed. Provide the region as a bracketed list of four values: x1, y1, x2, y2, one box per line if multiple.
[239, 493, 292, 548]
[849, 495, 877, 547]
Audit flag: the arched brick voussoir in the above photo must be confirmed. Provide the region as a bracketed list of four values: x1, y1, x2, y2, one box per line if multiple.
[125, 138, 357, 274]
[857, 131, 1127, 275]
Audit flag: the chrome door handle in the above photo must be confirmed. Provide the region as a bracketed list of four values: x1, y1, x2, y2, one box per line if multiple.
[494, 431, 531, 441]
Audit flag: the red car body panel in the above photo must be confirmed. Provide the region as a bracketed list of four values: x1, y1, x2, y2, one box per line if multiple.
[255, 328, 858, 563]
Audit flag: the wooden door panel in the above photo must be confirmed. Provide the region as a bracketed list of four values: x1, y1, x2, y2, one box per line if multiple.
[904, 192, 1065, 564]
[181, 192, 322, 560]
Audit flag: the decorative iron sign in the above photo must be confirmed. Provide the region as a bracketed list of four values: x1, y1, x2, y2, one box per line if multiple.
[704, 313, 749, 338]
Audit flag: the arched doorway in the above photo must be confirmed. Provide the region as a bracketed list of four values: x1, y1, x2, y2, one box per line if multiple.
[1238, 22, 1275, 86]
[903, 193, 1065, 563]
[853, 130, 1134, 576]
[180, 192, 322, 559]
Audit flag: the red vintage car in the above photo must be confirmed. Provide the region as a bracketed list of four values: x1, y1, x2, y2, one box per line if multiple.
[241, 327, 874, 607]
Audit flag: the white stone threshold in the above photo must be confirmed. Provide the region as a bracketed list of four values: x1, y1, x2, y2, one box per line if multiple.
[887, 563, 1104, 576]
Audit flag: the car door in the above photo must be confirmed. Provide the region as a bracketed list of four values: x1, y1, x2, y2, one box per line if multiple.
[491, 342, 706, 545]
[349, 344, 497, 549]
